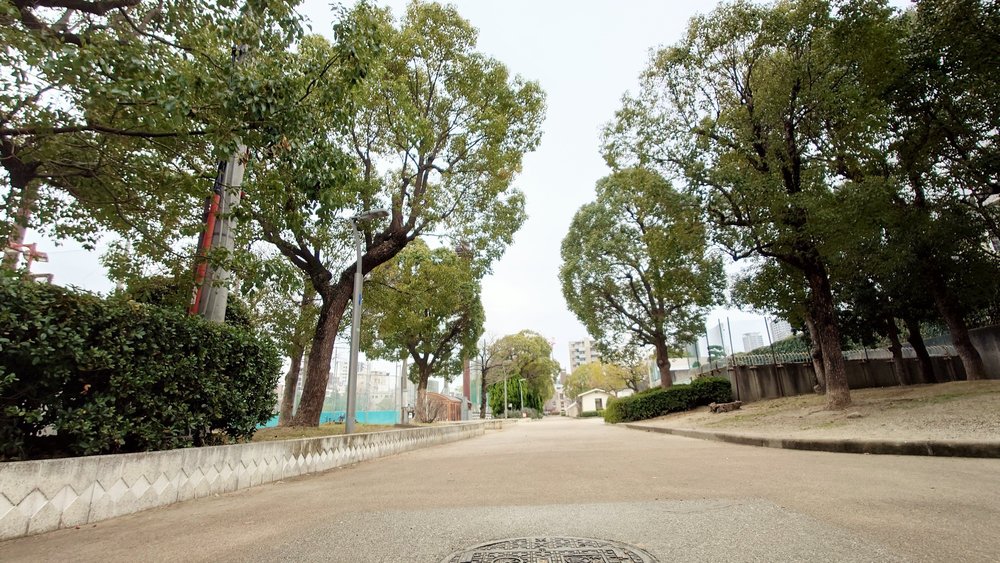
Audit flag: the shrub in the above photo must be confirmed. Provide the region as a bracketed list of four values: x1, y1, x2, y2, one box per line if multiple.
[0, 276, 280, 460]
[579, 410, 603, 417]
[123, 275, 254, 329]
[690, 376, 733, 404]
[603, 377, 733, 424]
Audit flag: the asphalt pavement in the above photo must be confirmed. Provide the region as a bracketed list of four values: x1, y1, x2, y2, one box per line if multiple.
[1, 417, 998, 562]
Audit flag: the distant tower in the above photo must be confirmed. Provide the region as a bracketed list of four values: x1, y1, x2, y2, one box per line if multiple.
[568, 339, 601, 372]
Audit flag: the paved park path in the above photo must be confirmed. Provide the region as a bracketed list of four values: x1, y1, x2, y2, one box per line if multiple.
[2, 417, 998, 562]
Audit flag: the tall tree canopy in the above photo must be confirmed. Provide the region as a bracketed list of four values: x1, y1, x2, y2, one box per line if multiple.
[249, 1, 545, 425]
[564, 361, 644, 399]
[0, 0, 307, 263]
[362, 239, 484, 422]
[603, 0, 901, 407]
[560, 168, 723, 388]
[485, 330, 558, 416]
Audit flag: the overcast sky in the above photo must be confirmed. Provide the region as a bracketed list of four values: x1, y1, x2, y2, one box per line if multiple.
[23, 0, 907, 370]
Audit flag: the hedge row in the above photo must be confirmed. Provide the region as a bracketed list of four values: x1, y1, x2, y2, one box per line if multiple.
[603, 377, 732, 423]
[0, 275, 280, 460]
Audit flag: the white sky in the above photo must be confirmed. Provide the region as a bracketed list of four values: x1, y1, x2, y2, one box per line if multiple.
[22, 1, 908, 370]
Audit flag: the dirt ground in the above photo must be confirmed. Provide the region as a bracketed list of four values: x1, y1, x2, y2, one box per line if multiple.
[645, 380, 1000, 441]
[251, 423, 396, 441]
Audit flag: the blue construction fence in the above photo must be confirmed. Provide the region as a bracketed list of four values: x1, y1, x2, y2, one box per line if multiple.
[259, 410, 399, 428]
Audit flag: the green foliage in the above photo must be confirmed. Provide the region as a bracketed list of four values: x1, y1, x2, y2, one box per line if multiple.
[707, 345, 726, 361]
[0, 0, 305, 258]
[0, 276, 280, 460]
[488, 375, 545, 416]
[245, 2, 544, 425]
[363, 239, 484, 386]
[560, 167, 724, 378]
[750, 336, 809, 354]
[486, 330, 559, 410]
[564, 361, 646, 398]
[689, 376, 734, 405]
[579, 410, 603, 418]
[603, 376, 731, 423]
[122, 275, 253, 329]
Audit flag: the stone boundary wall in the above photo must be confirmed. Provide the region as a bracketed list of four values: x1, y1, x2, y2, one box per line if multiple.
[0, 420, 508, 541]
[704, 356, 974, 404]
[925, 324, 1000, 379]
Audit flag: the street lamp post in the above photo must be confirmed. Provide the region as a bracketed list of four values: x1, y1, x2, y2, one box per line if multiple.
[503, 372, 508, 419]
[345, 208, 390, 435]
[518, 378, 526, 413]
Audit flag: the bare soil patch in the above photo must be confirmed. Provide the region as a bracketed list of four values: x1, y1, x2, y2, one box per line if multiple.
[643, 381, 1000, 441]
[252, 423, 396, 442]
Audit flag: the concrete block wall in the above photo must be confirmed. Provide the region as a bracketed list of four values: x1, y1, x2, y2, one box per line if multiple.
[719, 356, 972, 404]
[0, 420, 507, 541]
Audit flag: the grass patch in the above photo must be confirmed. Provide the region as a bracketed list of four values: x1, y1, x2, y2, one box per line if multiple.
[252, 423, 396, 442]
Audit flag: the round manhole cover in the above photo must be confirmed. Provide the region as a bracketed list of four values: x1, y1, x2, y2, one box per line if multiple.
[440, 536, 658, 563]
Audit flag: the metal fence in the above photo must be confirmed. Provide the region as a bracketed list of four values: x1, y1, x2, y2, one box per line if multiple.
[690, 345, 958, 375]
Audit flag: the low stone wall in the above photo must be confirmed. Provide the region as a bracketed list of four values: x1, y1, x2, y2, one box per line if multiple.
[0, 420, 508, 541]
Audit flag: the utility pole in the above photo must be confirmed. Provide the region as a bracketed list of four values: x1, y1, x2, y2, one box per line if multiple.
[190, 45, 248, 323]
[503, 372, 508, 419]
[399, 356, 408, 424]
[2, 186, 33, 270]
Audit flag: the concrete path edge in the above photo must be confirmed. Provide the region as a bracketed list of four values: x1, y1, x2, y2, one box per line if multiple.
[622, 423, 1000, 458]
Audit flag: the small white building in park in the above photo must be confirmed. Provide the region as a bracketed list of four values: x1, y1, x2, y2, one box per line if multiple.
[567, 389, 615, 416]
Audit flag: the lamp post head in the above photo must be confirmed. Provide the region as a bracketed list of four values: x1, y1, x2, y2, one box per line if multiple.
[352, 208, 390, 223]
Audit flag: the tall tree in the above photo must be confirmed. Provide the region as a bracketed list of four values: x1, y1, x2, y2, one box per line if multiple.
[560, 168, 724, 388]
[474, 335, 504, 419]
[362, 240, 484, 422]
[604, 0, 900, 408]
[564, 361, 643, 399]
[883, 0, 1000, 379]
[247, 2, 543, 426]
[0, 0, 304, 263]
[485, 330, 558, 416]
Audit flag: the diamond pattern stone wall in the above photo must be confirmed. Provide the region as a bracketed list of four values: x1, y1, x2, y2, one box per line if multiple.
[0, 420, 509, 540]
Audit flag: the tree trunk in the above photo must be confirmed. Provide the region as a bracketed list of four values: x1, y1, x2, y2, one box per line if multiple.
[653, 338, 672, 389]
[904, 317, 934, 384]
[929, 275, 987, 380]
[805, 265, 851, 409]
[278, 283, 316, 426]
[480, 368, 489, 419]
[804, 315, 826, 395]
[290, 285, 351, 426]
[278, 344, 305, 426]
[416, 367, 431, 423]
[884, 317, 907, 386]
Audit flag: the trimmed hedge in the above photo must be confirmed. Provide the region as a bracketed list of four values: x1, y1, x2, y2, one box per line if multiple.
[579, 410, 603, 417]
[0, 275, 280, 460]
[690, 376, 733, 405]
[603, 376, 732, 424]
[124, 274, 254, 328]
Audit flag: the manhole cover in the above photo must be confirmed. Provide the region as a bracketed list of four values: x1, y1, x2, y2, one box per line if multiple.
[440, 536, 658, 563]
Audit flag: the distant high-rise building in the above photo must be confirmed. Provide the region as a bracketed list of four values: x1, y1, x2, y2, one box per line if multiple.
[568, 339, 601, 372]
[742, 332, 765, 352]
[707, 320, 734, 355]
[768, 319, 794, 342]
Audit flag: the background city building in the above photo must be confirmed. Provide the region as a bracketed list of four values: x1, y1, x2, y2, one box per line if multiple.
[768, 319, 794, 342]
[742, 332, 765, 352]
[568, 339, 601, 372]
